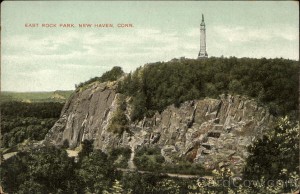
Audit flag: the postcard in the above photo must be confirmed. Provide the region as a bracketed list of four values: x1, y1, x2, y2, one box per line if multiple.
[0, 1, 299, 193]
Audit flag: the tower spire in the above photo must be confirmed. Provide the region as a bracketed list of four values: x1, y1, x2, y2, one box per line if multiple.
[198, 14, 208, 59]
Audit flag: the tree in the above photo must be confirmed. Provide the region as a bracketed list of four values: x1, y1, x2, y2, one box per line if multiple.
[76, 66, 124, 89]
[244, 117, 299, 192]
[110, 179, 124, 194]
[27, 146, 75, 192]
[0, 147, 76, 193]
[0, 152, 30, 193]
[108, 95, 129, 135]
[78, 139, 94, 159]
[100, 66, 124, 82]
[76, 150, 116, 193]
[117, 57, 298, 121]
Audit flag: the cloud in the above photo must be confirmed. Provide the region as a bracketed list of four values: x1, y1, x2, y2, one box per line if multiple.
[2, 25, 299, 91]
[184, 25, 299, 60]
[2, 28, 193, 91]
[213, 25, 298, 43]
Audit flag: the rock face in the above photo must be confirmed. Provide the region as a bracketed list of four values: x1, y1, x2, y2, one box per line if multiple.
[45, 82, 118, 149]
[45, 81, 274, 173]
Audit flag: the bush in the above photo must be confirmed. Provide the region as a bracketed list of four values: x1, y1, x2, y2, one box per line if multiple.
[76, 66, 124, 89]
[107, 95, 129, 135]
[244, 117, 299, 185]
[76, 150, 116, 193]
[109, 147, 132, 168]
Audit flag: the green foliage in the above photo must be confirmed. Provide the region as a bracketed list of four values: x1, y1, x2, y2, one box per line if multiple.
[78, 139, 94, 159]
[3, 143, 297, 193]
[107, 95, 129, 135]
[162, 162, 209, 176]
[0, 152, 30, 193]
[100, 66, 124, 83]
[1, 119, 57, 148]
[76, 66, 124, 89]
[76, 150, 116, 193]
[191, 166, 299, 194]
[243, 117, 299, 188]
[134, 146, 209, 176]
[26, 147, 75, 192]
[134, 146, 165, 172]
[108, 179, 124, 194]
[0, 147, 76, 193]
[62, 139, 70, 149]
[0, 147, 118, 193]
[130, 92, 147, 121]
[109, 147, 131, 168]
[135, 146, 161, 157]
[1, 101, 63, 148]
[1, 101, 63, 118]
[120, 172, 166, 193]
[118, 57, 298, 121]
[119, 172, 198, 194]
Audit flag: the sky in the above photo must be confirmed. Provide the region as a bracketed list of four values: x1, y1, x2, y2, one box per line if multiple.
[1, 1, 299, 92]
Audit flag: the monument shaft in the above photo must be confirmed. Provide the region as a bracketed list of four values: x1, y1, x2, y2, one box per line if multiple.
[198, 14, 208, 59]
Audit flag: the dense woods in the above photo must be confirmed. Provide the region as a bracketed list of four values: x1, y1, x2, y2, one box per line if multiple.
[117, 57, 298, 121]
[1, 102, 64, 148]
[1, 101, 63, 118]
[0, 146, 115, 193]
[0, 145, 198, 193]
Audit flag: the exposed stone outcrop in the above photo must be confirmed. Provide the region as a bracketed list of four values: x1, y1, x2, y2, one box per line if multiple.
[45, 81, 274, 173]
[130, 95, 273, 174]
[45, 81, 119, 150]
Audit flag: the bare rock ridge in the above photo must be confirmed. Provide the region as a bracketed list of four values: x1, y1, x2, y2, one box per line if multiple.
[45, 81, 274, 173]
[45, 82, 118, 149]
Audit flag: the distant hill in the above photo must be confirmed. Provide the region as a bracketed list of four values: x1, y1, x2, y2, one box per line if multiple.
[0, 90, 73, 103]
[117, 57, 298, 120]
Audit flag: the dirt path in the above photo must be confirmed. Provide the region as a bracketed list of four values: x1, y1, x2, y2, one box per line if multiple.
[2, 152, 18, 160]
[128, 146, 136, 169]
[117, 168, 205, 179]
[66, 150, 79, 157]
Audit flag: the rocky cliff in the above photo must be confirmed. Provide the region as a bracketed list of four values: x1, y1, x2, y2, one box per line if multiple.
[45, 81, 274, 173]
[45, 82, 118, 149]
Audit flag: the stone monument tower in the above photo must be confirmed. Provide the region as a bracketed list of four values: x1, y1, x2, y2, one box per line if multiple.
[198, 14, 208, 59]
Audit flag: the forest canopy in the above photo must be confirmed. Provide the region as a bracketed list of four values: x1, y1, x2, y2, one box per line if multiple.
[76, 66, 124, 89]
[117, 57, 298, 121]
[1, 102, 64, 148]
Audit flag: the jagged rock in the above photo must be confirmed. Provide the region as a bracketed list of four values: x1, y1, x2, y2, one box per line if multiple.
[218, 161, 230, 168]
[45, 82, 274, 173]
[45, 81, 119, 150]
[201, 143, 211, 149]
[150, 132, 161, 144]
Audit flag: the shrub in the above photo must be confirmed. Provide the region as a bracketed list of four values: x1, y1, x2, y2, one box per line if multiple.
[76, 66, 124, 89]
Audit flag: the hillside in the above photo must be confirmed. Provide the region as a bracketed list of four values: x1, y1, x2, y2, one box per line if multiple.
[0, 90, 73, 103]
[1, 57, 299, 193]
[118, 57, 298, 120]
[45, 56, 298, 167]
[45, 82, 274, 175]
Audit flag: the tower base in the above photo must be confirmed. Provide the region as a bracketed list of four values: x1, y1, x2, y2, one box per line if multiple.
[198, 51, 208, 59]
